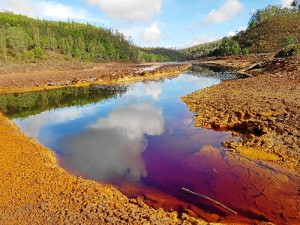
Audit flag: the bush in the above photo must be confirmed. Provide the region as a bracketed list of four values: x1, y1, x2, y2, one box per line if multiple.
[34, 47, 44, 59]
[210, 37, 241, 56]
[275, 44, 300, 58]
[242, 48, 250, 55]
[22, 50, 35, 62]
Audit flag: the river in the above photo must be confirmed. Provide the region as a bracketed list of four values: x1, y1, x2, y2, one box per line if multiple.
[1, 64, 299, 224]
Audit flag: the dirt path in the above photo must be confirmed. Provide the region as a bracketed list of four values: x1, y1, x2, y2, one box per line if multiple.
[183, 55, 300, 172]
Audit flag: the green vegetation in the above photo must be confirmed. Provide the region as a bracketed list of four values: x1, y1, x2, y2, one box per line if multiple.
[210, 37, 249, 56]
[234, 5, 300, 53]
[0, 11, 172, 63]
[275, 44, 300, 58]
[0, 85, 127, 118]
[180, 40, 221, 58]
[142, 47, 191, 61]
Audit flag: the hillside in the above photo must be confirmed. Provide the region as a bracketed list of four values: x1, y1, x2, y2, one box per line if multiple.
[0, 12, 170, 63]
[234, 6, 300, 53]
[142, 47, 191, 61]
[180, 40, 221, 58]
[185, 5, 300, 58]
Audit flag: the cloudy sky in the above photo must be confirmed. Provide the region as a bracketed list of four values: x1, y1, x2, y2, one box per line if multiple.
[0, 0, 294, 48]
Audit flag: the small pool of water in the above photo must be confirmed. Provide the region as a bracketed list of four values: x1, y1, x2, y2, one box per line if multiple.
[1, 65, 299, 224]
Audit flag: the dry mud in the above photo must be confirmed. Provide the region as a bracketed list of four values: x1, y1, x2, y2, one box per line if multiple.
[183, 55, 300, 171]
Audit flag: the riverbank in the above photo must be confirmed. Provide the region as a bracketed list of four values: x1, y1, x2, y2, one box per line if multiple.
[183, 55, 300, 172]
[0, 62, 212, 224]
[0, 60, 191, 93]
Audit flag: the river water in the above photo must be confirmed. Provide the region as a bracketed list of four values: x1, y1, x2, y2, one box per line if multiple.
[1, 65, 299, 224]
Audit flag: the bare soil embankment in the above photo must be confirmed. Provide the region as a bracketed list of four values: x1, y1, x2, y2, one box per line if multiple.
[183, 55, 300, 171]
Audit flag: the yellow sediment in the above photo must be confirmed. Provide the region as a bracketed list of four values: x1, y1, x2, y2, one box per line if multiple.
[234, 146, 279, 161]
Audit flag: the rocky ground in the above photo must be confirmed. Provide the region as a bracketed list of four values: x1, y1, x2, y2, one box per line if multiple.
[183, 55, 300, 172]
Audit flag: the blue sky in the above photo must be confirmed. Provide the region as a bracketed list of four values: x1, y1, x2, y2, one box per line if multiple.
[0, 0, 294, 48]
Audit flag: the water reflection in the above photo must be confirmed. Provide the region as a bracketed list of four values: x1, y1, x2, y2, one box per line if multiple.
[0, 85, 127, 118]
[58, 102, 164, 182]
[144, 82, 162, 100]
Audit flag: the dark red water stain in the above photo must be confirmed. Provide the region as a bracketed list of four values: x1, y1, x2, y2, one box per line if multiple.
[123, 146, 300, 224]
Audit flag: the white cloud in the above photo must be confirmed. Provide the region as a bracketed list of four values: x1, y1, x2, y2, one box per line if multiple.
[58, 102, 164, 181]
[15, 106, 95, 139]
[203, 0, 244, 25]
[227, 26, 246, 37]
[183, 35, 217, 48]
[141, 21, 162, 44]
[85, 0, 162, 22]
[144, 82, 162, 100]
[1, 0, 95, 21]
[227, 31, 236, 37]
[281, 0, 294, 7]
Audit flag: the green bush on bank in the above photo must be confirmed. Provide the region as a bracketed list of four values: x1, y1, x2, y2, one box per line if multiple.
[275, 44, 300, 58]
[209, 37, 249, 56]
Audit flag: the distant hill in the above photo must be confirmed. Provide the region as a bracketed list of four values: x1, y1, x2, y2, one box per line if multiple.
[234, 6, 300, 53]
[180, 40, 221, 59]
[142, 47, 192, 61]
[0, 12, 170, 63]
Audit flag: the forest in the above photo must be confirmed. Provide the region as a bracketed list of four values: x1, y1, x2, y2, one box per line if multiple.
[0, 11, 173, 63]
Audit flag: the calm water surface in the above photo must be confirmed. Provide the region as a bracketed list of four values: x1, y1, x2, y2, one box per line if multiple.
[3, 65, 299, 224]
[14, 68, 234, 182]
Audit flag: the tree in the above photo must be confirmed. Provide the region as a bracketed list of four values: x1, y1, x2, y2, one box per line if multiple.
[0, 29, 7, 62]
[291, 0, 298, 9]
[6, 27, 26, 58]
[214, 37, 241, 56]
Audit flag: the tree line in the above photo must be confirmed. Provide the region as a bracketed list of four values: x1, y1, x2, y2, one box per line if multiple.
[0, 11, 171, 63]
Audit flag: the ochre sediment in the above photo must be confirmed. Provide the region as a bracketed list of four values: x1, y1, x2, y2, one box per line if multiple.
[183, 55, 300, 171]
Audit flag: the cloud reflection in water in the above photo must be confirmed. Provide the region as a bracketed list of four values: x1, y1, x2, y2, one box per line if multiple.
[58, 102, 164, 182]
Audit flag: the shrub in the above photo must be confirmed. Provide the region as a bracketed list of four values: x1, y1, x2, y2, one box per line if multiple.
[242, 48, 250, 55]
[22, 50, 35, 62]
[210, 37, 241, 56]
[275, 44, 300, 58]
[34, 47, 44, 59]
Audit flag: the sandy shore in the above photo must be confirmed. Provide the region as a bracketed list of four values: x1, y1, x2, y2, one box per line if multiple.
[183, 55, 300, 172]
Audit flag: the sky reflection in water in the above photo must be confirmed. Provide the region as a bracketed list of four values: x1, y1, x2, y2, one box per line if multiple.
[14, 73, 232, 183]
